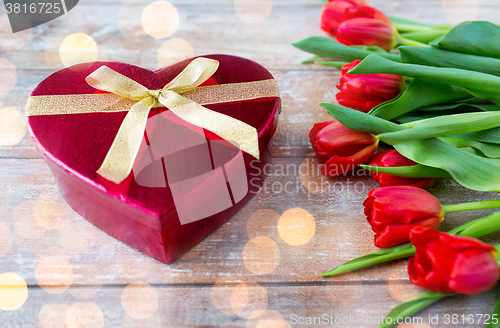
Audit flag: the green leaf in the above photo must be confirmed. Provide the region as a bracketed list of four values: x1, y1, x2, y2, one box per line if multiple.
[400, 46, 500, 77]
[292, 37, 401, 63]
[320, 103, 405, 134]
[394, 138, 500, 192]
[379, 291, 455, 328]
[369, 79, 471, 120]
[436, 21, 500, 59]
[378, 112, 500, 144]
[399, 29, 449, 43]
[441, 137, 500, 158]
[458, 211, 500, 239]
[486, 292, 500, 328]
[418, 103, 500, 112]
[395, 104, 500, 124]
[349, 54, 500, 105]
[452, 126, 500, 144]
[361, 164, 451, 178]
[351, 45, 388, 53]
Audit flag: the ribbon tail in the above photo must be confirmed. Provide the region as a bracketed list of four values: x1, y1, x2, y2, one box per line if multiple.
[97, 97, 155, 184]
[159, 92, 260, 159]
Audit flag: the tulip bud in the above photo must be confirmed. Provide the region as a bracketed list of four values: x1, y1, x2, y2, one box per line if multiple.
[363, 186, 444, 248]
[309, 120, 378, 177]
[408, 227, 499, 295]
[320, 0, 370, 36]
[336, 6, 399, 52]
[369, 149, 435, 188]
[336, 60, 405, 112]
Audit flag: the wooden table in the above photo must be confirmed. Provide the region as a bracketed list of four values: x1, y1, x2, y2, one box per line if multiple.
[2, 0, 500, 327]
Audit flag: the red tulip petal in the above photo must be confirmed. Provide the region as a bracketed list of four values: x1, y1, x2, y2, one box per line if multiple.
[321, 140, 378, 177]
[449, 249, 499, 295]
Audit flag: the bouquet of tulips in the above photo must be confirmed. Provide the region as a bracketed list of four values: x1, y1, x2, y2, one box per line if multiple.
[294, 0, 500, 326]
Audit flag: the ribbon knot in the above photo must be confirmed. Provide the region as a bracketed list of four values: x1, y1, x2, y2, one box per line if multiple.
[148, 89, 162, 100]
[84, 57, 261, 184]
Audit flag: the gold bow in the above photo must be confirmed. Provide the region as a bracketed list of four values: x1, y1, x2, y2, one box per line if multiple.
[26, 58, 280, 184]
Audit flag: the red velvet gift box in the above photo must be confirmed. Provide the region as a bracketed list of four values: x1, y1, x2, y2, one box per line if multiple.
[26, 55, 281, 264]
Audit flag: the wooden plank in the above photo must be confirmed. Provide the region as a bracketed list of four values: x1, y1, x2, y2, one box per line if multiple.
[1, 158, 499, 287]
[2, 284, 498, 327]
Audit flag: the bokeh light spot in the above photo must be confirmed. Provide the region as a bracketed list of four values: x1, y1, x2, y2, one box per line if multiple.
[68, 263, 102, 300]
[0, 222, 13, 257]
[234, 0, 273, 24]
[0, 107, 25, 147]
[0, 272, 28, 311]
[242, 237, 280, 275]
[13, 201, 46, 240]
[118, 0, 148, 38]
[35, 255, 74, 294]
[278, 208, 315, 246]
[246, 209, 280, 241]
[247, 310, 288, 328]
[299, 158, 330, 193]
[59, 219, 97, 254]
[34, 191, 72, 230]
[0, 59, 17, 96]
[0, 15, 32, 50]
[211, 277, 241, 315]
[59, 33, 98, 67]
[122, 282, 159, 319]
[39, 304, 69, 328]
[142, 1, 179, 39]
[389, 263, 426, 302]
[157, 38, 194, 67]
[231, 282, 268, 319]
[66, 303, 104, 328]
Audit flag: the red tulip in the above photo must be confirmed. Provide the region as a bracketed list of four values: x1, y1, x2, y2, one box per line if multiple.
[336, 6, 399, 52]
[336, 60, 405, 112]
[309, 120, 378, 177]
[369, 149, 435, 188]
[320, 0, 370, 36]
[363, 186, 444, 248]
[408, 227, 499, 295]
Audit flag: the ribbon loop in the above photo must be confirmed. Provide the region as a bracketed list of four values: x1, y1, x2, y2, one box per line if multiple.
[86, 66, 150, 101]
[164, 57, 219, 93]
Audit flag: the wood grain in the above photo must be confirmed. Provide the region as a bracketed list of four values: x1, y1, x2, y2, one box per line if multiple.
[2, 0, 500, 326]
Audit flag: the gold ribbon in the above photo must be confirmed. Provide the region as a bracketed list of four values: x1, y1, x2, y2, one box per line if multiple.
[26, 58, 280, 184]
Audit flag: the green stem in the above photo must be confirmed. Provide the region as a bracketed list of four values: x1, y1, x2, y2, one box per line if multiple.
[443, 199, 500, 214]
[361, 164, 451, 178]
[300, 54, 320, 64]
[398, 36, 430, 47]
[393, 23, 435, 33]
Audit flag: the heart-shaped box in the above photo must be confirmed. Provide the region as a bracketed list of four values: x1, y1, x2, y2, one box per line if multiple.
[26, 55, 280, 263]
